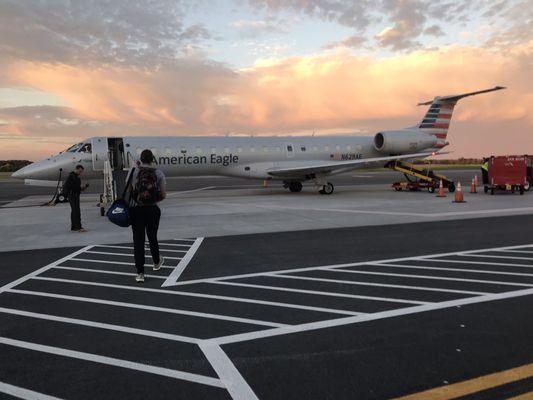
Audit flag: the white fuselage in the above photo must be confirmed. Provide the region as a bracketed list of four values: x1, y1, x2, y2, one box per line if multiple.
[14, 134, 393, 183]
[121, 135, 382, 180]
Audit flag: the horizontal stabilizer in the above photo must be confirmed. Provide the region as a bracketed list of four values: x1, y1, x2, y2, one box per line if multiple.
[417, 86, 506, 106]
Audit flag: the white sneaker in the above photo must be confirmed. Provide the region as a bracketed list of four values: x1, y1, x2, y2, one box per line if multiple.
[135, 273, 145, 283]
[153, 257, 165, 271]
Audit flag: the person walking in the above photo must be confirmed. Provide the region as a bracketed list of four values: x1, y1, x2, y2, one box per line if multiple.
[64, 164, 89, 232]
[127, 149, 167, 282]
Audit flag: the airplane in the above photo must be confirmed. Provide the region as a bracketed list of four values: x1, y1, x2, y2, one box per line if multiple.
[12, 86, 504, 195]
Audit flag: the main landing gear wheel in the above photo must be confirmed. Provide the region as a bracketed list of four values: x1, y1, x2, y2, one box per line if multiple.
[288, 181, 303, 193]
[319, 182, 334, 195]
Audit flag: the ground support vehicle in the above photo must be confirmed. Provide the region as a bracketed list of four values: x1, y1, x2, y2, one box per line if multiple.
[485, 155, 527, 195]
[388, 160, 455, 193]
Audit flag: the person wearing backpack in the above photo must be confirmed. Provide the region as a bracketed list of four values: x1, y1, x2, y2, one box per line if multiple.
[127, 149, 167, 282]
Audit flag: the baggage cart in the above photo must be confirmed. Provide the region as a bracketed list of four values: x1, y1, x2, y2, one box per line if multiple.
[485, 155, 527, 195]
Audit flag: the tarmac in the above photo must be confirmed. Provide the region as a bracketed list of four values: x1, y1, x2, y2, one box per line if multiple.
[1, 170, 533, 399]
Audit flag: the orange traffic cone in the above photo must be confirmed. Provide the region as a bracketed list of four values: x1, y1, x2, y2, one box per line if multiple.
[436, 180, 446, 197]
[453, 181, 466, 203]
[470, 177, 477, 194]
[262, 180, 268, 188]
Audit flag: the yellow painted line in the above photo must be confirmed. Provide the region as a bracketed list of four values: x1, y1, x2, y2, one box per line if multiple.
[392, 363, 533, 400]
[507, 391, 533, 400]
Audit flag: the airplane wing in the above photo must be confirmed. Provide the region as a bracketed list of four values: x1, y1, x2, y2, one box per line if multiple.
[266, 151, 442, 178]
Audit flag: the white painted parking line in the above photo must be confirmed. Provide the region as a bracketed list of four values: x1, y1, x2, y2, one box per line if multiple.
[162, 238, 205, 287]
[459, 253, 533, 261]
[213, 287, 533, 346]
[0, 246, 94, 295]
[423, 259, 533, 269]
[85, 250, 182, 260]
[259, 204, 533, 218]
[5, 241, 533, 400]
[0, 306, 200, 344]
[30, 277, 362, 316]
[370, 263, 533, 278]
[155, 243, 194, 248]
[96, 245, 188, 253]
[200, 342, 259, 400]
[71, 258, 179, 267]
[0, 380, 63, 400]
[53, 266, 168, 279]
[7, 289, 286, 328]
[327, 268, 533, 288]
[0, 336, 224, 388]
[168, 243, 533, 287]
[211, 281, 426, 305]
[267, 273, 489, 296]
[496, 249, 533, 254]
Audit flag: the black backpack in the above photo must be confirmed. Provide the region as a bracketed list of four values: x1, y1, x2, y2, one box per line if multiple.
[133, 167, 159, 205]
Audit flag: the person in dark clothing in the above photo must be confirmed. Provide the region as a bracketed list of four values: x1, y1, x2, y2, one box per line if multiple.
[64, 164, 89, 232]
[126, 150, 167, 283]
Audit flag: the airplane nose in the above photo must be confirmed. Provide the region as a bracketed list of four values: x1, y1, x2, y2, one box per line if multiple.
[11, 166, 28, 179]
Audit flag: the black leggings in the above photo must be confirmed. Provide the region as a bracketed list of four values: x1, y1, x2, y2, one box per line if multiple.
[130, 206, 161, 274]
[69, 193, 81, 230]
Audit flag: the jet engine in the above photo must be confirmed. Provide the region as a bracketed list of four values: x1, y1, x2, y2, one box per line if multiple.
[373, 130, 438, 154]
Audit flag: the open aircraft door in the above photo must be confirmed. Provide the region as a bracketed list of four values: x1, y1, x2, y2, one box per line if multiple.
[91, 137, 109, 171]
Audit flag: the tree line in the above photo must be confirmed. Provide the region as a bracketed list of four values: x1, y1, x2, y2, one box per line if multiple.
[0, 160, 32, 172]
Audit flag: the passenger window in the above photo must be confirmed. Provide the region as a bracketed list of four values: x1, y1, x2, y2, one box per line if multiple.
[224, 147, 230, 153]
[335, 145, 341, 151]
[237, 147, 243, 153]
[346, 145, 352, 151]
[196, 147, 203, 154]
[263, 146, 269, 153]
[356, 144, 362, 151]
[250, 146, 255, 152]
[324, 145, 330, 151]
[211, 147, 217, 154]
[275, 146, 281, 152]
[180, 147, 187, 153]
[165, 147, 172, 155]
[287, 145, 293, 152]
[301, 146, 306, 152]
[313, 145, 318, 152]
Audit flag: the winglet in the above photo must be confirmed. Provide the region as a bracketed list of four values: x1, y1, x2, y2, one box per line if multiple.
[417, 86, 506, 106]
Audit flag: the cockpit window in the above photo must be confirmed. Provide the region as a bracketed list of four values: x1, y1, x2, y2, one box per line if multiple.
[78, 143, 92, 153]
[65, 143, 83, 153]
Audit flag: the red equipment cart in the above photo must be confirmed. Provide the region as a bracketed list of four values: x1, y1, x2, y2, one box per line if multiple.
[526, 155, 533, 191]
[485, 155, 527, 195]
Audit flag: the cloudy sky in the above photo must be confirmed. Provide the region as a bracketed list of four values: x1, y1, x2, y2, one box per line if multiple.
[0, 0, 531, 160]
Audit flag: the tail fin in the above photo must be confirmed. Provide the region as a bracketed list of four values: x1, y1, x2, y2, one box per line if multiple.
[416, 86, 505, 148]
[417, 99, 456, 147]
